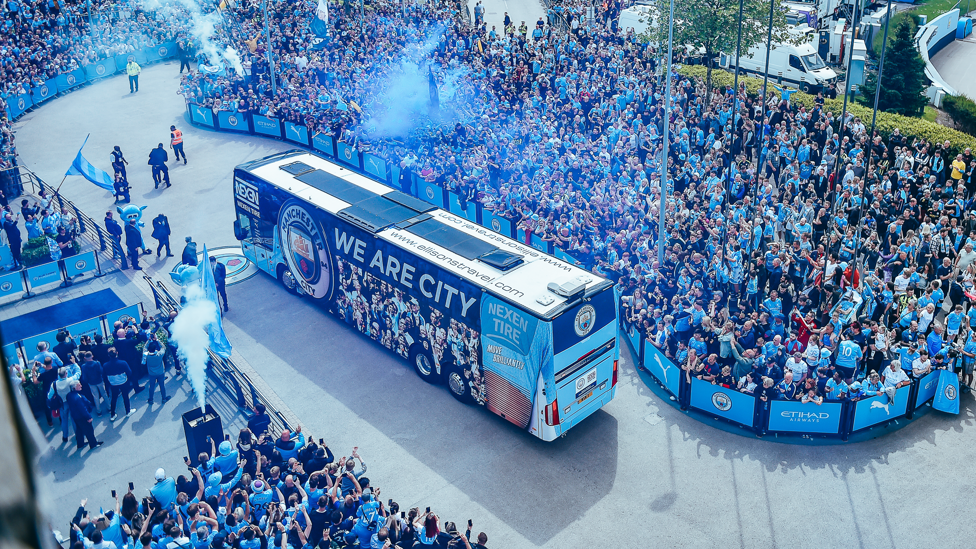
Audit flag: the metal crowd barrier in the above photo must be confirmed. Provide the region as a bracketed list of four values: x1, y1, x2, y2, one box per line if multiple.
[144, 275, 293, 436]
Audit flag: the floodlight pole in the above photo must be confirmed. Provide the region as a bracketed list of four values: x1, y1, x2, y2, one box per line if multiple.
[657, 0, 675, 266]
[263, 0, 276, 95]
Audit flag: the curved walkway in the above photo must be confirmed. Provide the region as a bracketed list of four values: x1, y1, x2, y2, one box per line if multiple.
[931, 36, 976, 100]
[14, 62, 976, 549]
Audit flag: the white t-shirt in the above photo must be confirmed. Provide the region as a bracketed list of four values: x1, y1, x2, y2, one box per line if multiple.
[804, 344, 821, 367]
[786, 357, 807, 379]
[893, 274, 910, 293]
[918, 309, 935, 332]
[883, 366, 909, 388]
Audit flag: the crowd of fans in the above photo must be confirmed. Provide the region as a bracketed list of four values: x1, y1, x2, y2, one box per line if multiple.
[63, 421, 490, 549]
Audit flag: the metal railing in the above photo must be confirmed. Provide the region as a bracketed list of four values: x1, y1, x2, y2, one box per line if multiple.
[22, 168, 125, 273]
[144, 275, 293, 436]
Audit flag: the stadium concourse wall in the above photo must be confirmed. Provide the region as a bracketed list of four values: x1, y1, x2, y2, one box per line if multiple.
[3, 43, 180, 120]
[183, 101, 585, 267]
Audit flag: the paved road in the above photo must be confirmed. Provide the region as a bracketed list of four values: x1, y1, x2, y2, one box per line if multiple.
[12, 33, 976, 549]
[931, 37, 976, 100]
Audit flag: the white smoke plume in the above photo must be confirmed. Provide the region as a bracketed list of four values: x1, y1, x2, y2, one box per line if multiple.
[140, 0, 245, 74]
[170, 284, 218, 408]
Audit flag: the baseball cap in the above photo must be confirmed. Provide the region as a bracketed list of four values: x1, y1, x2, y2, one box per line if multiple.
[155, 468, 166, 481]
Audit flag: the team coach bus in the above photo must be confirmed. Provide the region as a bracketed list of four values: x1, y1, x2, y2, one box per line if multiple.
[232, 151, 619, 440]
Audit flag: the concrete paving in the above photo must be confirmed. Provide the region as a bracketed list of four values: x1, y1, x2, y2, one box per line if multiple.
[6, 28, 976, 549]
[931, 36, 976, 100]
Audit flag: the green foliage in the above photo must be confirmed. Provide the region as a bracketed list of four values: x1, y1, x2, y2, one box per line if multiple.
[21, 237, 52, 267]
[943, 94, 976, 136]
[677, 65, 976, 155]
[857, 19, 927, 117]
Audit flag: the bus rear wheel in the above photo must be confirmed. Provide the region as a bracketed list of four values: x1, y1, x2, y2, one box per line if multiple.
[445, 363, 473, 404]
[277, 265, 300, 295]
[409, 345, 438, 384]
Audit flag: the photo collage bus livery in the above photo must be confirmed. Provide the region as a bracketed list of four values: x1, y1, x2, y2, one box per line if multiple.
[231, 151, 619, 440]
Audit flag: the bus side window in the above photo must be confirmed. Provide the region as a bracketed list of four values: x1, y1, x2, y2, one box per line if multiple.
[235, 214, 251, 241]
[789, 55, 805, 72]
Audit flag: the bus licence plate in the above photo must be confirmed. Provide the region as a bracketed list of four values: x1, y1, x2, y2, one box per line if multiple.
[575, 367, 598, 398]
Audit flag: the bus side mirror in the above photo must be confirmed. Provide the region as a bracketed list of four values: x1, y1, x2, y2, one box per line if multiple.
[233, 220, 247, 241]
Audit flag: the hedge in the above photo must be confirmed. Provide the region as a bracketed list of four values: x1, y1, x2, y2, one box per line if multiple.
[677, 65, 976, 155]
[943, 94, 976, 137]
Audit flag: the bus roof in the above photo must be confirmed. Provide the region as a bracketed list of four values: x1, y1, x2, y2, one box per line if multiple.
[237, 151, 612, 319]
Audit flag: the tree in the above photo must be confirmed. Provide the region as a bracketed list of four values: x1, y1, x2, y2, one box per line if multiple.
[644, 0, 792, 103]
[856, 19, 927, 117]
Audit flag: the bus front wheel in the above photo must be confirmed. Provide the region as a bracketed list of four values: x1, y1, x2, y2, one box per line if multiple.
[445, 363, 473, 404]
[409, 345, 438, 384]
[277, 265, 300, 295]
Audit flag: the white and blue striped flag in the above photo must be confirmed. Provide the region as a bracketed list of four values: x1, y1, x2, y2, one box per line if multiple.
[64, 135, 114, 191]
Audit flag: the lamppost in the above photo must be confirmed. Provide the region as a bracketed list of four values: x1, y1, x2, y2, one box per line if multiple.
[263, 0, 276, 95]
[657, 0, 675, 266]
[756, 0, 776, 199]
[723, 0, 746, 246]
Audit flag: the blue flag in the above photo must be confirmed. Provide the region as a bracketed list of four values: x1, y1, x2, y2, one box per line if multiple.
[200, 245, 232, 358]
[65, 135, 115, 191]
[933, 369, 960, 415]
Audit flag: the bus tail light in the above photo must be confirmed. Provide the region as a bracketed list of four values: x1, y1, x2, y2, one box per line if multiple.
[612, 359, 618, 387]
[545, 399, 560, 426]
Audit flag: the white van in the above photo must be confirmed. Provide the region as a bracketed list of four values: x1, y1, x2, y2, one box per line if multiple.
[719, 29, 838, 92]
[618, 4, 654, 35]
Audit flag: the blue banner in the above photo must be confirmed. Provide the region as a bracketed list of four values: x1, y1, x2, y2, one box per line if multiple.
[156, 42, 177, 59]
[31, 78, 58, 104]
[5, 92, 32, 119]
[22, 329, 60, 363]
[217, 110, 249, 132]
[114, 51, 148, 73]
[84, 58, 118, 80]
[200, 245, 232, 358]
[644, 338, 681, 396]
[63, 251, 97, 278]
[391, 165, 402, 191]
[55, 68, 86, 93]
[65, 316, 104, 342]
[25, 261, 62, 289]
[418, 180, 445, 208]
[363, 153, 387, 181]
[933, 369, 960, 414]
[530, 233, 549, 253]
[252, 114, 281, 137]
[336, 142, 360, 168]
[767, 399, 844, 433]
[447, 191, 477, 221]
[144, 45, 163, 63]
[553, 247, 578, 265]
[106, 304, 141, 332]
[914, 370, 941, 410]
[312, 133, 335, 157]
[483, 211, 513, 238]
[284, 121, 309, 145]
[189, 104, 214, 127]
[624, 322, 642, 364]
[689, 377, 756, 427]
[851, 387, 910, 431]
[2, 343, 19, 367]
[0, 270, 24, 299]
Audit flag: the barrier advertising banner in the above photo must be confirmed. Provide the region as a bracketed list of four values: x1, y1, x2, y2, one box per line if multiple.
[336, 142, 360, 169]
[644, 340, 681, 397]
[65, 316, 104, 341]
[447, 191, 477, 221]
[6, 92, 32, 119]
[217, 110, 250, 132]
[22, 329, 60, 362]
[189, 104, 214, 127]
[312, 133, 335, 156]
[106, 304, 141, 330]
[2, 343, 19, 367]
[284, 121, 309, 145]
[55, 68, 86, 93]
[363, 153, 387, 181]
[63, 251, 97, 278]
[482, 211, 513, 238]
[0, 271, 24, 299]
[914, 370, 941, 410]
[31, 78, 58, 105]
[252, 115, 282, 138]
[553, 248, 578, 266]
[156, 42, 177, 59]
[114, 51, 148, 74]
[417, 180, 445, 208]
[624, 322, 643, 364]
[529, 233, 549, 253]
[85, 58, 118, 80]
[852, 387, 909, 431]
[767, 399, 843, 434]
[25, 261, 61, 289]
[689, 377, 755, 427]
[933, 369, 960, 414]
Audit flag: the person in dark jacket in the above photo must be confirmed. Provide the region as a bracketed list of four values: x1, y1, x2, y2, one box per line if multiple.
[103, 347, 134, 420]
[67, 382, 102, 450]
[209, 256, 228, 311]
[151, 213, 173, 257]
[182, 236, 198, 266]
[124, 219, 143, 271]
[3, 211, 22, 268]
[247, 403, 271, 436]
[148, 144, 170, 188]
[104, 211, 128, 268]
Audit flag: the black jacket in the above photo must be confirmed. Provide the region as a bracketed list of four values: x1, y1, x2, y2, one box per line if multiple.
[151, 215, 171, 239]
[3, 219, 21, 245]
[124, 223, 142, 250]
[148, 147, 168, 166]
